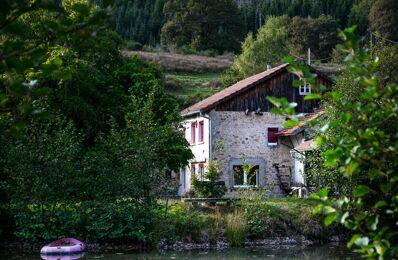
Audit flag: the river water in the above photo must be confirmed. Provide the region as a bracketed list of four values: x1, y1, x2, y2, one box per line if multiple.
[0, 244, 359, 259]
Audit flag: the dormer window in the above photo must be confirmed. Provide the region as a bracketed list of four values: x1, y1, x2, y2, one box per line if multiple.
[299, 81, 311, 95]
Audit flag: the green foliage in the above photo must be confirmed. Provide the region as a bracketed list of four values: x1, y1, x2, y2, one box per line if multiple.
[223, 15, 290, 85]
[240, 191, 271, 237]
[223, 14, 339, 86]
[373, 42, 398, 85]
[273, 27, 398, 258]
[312, 28, 398, 258]
[226, 211, 247, 247]
[153, 203, 217, 244]
[113, 0, 165, 45]
[124, 40, 143, 51]
[288, 15, 339, 59]
[191, 160, 227, 198]
[348, 0, 372, 35]
[0, 0, 111, 132]
[238, 0, 355, 37]
[304, 149, 355, 197]
[161, 0, 244, 53]
[0, 4, 192, 242]
[369, 0, 398, 42]
[14, 201, 154, 242]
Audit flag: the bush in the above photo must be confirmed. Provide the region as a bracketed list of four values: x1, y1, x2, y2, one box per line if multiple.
[191, 160, 227, 198]
[243, 203, 271, 238]
[124, 40, 143, 51]
[13, 201, 155, 242]
[152, 203, 216, 244]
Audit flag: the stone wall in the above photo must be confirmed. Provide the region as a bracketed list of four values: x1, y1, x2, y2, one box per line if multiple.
[209, 111, 293, 197]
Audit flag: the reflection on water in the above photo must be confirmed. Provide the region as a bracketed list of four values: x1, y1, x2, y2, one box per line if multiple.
[40, 253, 84, 260]
[1, 243, 359, 259]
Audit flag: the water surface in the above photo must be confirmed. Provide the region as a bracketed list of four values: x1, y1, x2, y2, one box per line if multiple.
[1, 244, 359, 259]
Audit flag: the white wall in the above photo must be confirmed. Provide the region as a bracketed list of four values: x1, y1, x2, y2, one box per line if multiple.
[292, 152, 305, 185]
[178, 115, 211, 195]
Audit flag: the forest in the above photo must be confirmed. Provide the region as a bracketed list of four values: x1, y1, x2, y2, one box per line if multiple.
[0, 0, 397, 259]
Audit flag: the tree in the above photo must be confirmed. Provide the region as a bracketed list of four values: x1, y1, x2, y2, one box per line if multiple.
[269, 27, 398, 258]
[288, 15, 339, 60]
[223, 14, 339, 87]
[222, 15, 290, 86]
[369, 0, 398, 41]
[0, 0, 110, 132]
[191, 160, 227, 198]
[348, 0, 372, 35]
[112, 0, 165, 45]
[0, 0, 193, 242]
[161, 0, 245, 53]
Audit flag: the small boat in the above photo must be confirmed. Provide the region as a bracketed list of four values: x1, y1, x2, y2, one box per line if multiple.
[40, 238, 85, 255]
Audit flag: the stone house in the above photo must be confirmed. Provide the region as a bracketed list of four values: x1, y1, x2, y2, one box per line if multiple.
[178, 63, 332, 197]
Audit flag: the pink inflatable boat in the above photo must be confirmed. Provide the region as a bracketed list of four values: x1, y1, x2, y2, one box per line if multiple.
[40, 238, 85, 255]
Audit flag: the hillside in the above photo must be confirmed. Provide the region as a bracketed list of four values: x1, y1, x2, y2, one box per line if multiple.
[125, 51, 234, 73]
[124, 51, 233, 109]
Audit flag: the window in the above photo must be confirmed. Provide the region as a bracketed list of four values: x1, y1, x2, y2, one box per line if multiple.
[299, 81, 311, 95]
[198, 120, 204, 143]
[191, 163, 196, 177]
[268, 128, 279, 145]
[198, 163, 205, 181]
[233, 165, 259, 187]
[190, 122, 196, 144]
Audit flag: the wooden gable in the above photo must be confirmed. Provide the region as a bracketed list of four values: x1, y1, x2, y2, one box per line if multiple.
[213, 70, 331, 113]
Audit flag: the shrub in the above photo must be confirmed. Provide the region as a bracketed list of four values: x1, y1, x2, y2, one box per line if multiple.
[13, 203, 82, 241]
[13, 201, 155, 242]
[124, 40, 143, 51]
[191, 160, 227, 198]
[226, 211, 246, 247]
[243, 203, 271, 238]
[152, 203, 216, 244]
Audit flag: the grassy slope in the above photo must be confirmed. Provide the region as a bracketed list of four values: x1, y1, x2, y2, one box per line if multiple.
[165, 72, 223, 109]
[124, 50, 231, 109]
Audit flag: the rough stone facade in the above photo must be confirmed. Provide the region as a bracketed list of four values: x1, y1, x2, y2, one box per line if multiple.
[209, 110, 293, 197]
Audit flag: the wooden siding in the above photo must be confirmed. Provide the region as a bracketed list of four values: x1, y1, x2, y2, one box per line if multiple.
[214, 70, 331, 113]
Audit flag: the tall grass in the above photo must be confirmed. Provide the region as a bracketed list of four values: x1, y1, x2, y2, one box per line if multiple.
[226, 211, 247, 247]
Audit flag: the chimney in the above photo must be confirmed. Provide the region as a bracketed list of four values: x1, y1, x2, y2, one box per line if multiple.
[267, 64, 272, 70]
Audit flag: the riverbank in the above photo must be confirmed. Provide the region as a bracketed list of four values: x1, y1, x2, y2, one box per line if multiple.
[0, 198, 350, 254]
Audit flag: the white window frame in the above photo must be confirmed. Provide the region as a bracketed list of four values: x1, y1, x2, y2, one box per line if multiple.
[233, 165, 259, 188]
[299, 81, 311, 95]
[198, 164, 205, 181]
[190, 122, 196, 145]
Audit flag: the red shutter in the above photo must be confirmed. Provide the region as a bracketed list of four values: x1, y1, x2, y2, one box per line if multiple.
[199, 121, 204, 142]
[268, 128, 279, 144]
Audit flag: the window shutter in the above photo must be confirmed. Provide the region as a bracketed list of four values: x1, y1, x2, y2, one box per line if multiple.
[268, 128, 279, 144]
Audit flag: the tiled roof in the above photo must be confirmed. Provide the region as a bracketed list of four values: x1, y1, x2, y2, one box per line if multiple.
[277, 109, 325, 136]
[295, 139, 315, 152]
[181, 63, 289, 116]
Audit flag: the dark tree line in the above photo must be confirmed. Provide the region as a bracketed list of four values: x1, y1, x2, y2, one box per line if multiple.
[112, 0, 362, 53]
[112, 0, 165, 45]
